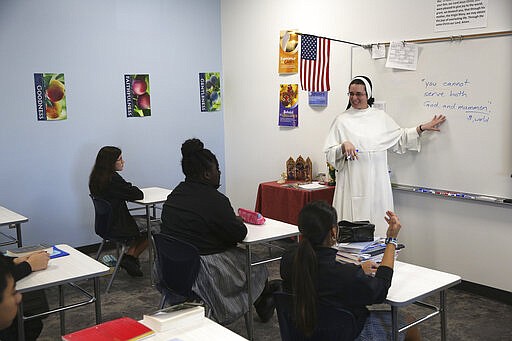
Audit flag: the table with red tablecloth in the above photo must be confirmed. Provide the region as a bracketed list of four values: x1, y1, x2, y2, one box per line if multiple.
[254, 181, 335, 225]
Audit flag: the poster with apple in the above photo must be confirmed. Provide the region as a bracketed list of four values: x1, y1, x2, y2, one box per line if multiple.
[34, 73, 67, 121]
[124, 74, 151, 117]
[199, 72, 221, 112]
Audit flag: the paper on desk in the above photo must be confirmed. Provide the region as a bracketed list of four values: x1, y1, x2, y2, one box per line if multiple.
[298, 182, 326, 190]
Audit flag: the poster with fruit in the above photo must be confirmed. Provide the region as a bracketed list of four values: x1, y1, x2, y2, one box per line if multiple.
[278, 30, 299, 74]
[34, 73, 67, 121]
[279, 84, 299, 127]
[124, 74, 151, 117]
[199, 72, 221, 112]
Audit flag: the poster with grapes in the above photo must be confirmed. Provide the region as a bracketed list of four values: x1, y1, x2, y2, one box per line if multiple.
[124, 74, 151, 117]
[278, 30, 299, 74]
[279, 84, 299, 127]
[199, 72, 221, 112]
[34, 73, 67, 121]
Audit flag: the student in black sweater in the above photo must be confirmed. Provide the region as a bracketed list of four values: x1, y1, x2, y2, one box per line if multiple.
[0, 251, 49, 341]
[89, 146, 150, 277]
[280, 201, 420, 340]
[161, 138, 277, 325]
[0, 255, 19, 334]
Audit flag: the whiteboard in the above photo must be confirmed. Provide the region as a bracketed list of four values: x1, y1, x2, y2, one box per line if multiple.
[351, 36, 512, 198]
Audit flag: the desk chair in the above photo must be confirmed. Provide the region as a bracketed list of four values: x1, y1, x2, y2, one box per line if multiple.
[273, 291, 357, 341]
[90, 194, 134, 293]
[153, 233, 202, 308]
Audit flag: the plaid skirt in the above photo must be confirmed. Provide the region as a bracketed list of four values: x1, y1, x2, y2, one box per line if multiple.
[192, 247, 268, 325]
[355, 310, 407, 341]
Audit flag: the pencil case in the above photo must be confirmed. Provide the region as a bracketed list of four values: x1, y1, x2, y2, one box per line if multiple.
[238, 208, 266, 225]
[337, 220, 375, 243]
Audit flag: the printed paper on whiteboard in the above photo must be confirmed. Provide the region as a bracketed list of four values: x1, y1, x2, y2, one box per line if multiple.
[371, 44, 386, 59]
[385, 42, 419, 71]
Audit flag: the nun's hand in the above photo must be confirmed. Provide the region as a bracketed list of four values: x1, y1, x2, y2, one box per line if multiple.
[421, 115, 447, 132]
[342, 141, 358, 160]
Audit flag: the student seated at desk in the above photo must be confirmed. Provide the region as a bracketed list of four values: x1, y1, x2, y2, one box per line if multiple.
[0, 255, 21, 334]
[161, 138, 278, 325]
[280, 201, 420, 341]
[0, 251, 49, 341]
[89, 146, 158, 277]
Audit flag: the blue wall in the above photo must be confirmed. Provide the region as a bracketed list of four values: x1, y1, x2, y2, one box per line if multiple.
[0, 0, 224, 247]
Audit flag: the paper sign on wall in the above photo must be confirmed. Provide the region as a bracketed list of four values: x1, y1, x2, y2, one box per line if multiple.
[308, 91, 328, 107]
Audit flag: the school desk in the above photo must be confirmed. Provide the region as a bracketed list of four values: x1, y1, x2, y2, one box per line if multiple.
[0, 205, 27, 247]
[386, 261, 461, 341]
[15, 244, 109, 341]
[131, 186, 172, 282]
[241, 218, 300, 341]
[140, 316, 248, 340]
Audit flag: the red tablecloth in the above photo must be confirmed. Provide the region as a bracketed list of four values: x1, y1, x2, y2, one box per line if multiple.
[255, 181, 335, 225]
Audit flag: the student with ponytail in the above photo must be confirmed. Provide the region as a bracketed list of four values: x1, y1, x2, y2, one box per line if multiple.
[280, 201, 420, 340]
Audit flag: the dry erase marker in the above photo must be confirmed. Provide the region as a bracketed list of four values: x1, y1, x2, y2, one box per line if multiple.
[346, 149, 359, 160]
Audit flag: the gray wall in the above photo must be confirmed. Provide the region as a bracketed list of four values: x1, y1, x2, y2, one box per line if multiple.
[0, 0, 224, 247]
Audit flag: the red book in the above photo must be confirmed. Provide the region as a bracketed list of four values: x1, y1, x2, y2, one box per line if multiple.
[61, 317, 155, 341]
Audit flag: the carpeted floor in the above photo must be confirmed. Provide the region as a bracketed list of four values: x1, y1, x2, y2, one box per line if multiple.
[32, 243, 512, 340]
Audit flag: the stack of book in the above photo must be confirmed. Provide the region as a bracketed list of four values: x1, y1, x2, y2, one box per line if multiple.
[335, 238, 404, 265]
[141, 303, 204, 333]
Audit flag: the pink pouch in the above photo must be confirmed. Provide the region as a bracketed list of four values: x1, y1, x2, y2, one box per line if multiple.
[238, 208, 266, 225]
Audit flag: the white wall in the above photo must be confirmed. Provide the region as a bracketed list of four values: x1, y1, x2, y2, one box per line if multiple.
[0, 0, 225, 247]
[221, 0, 512, 291]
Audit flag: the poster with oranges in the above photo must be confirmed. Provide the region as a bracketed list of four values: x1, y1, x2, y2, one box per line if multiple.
[34, 73, 67, 121]
[279, 84, 299, 127]
[124, 74, 151, 117]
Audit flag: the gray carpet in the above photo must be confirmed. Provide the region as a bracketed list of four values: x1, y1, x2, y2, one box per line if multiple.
[34, 244, 511, 340]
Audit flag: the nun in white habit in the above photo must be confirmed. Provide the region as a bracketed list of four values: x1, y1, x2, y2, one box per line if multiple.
[324, 76, 446, 236]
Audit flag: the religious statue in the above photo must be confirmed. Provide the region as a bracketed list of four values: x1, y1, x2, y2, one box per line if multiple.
[286, 157, 296, 180]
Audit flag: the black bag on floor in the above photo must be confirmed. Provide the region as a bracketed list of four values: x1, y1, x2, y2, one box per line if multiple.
[337, 220, 375, 243]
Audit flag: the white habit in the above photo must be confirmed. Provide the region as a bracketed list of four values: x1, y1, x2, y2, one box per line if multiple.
[324, 107, 420, 236]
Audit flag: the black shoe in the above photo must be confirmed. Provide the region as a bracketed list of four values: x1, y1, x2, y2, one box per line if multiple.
[267, 279, 283, 294]
[254, 293, 275, 323]
[120, 254, 143, 277]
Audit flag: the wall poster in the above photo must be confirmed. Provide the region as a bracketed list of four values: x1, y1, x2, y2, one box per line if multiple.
[278, 30, 299, 74]
[199, 72, 221, 112]
[34, 73, 67, 121]
[125, 74, 151, 117]
[279, 84, 298, 127]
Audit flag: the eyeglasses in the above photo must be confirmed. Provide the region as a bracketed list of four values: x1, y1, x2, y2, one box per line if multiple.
[347, 92, 367, 97]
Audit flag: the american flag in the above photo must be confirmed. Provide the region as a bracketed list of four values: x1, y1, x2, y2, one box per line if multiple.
[300, 34, 331, 92]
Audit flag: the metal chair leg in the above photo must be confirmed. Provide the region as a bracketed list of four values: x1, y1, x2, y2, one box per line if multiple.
[105, 244, 128, 293]
[244, 312, 251, 338]
[95, 240, 106, 260]
[159, 295, 167, 309]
